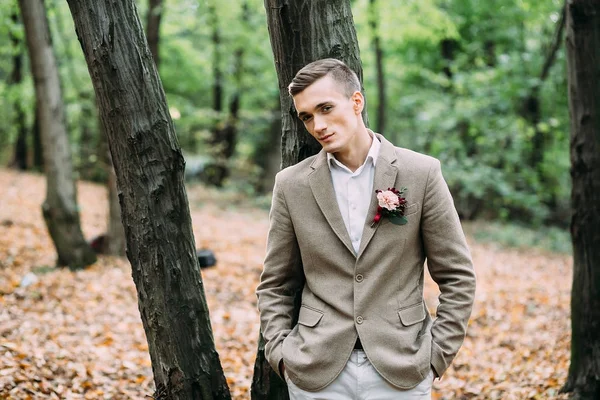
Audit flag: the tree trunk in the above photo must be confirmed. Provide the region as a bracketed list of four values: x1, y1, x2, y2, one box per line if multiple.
[78, 91, 100, 181]
[263, 0, 366, 168]
[9, 10, 28, 171]
[209, 1, 250, 187]
[253, 104, 282, 194]
[204, 0, 231, 187]
[65, 1, 231, 398]
[147, 0, 163, 66]
[106, 161, 126, 256]
[368, 0, 386, 134]
[440, 38, 458, 81]
[99, 123, 126, 257]
[19, 0, 96, 270]
[561, 0, 600, 398]
[32, 105, 44, 170]
[524, 2, 567, 168]
[252, 1, 365, 398]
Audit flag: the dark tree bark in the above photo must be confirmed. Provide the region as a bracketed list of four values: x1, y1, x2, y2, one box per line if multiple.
[147, 0, 163, 66]
[262, 0, 367, 169]
[19, 0, 96, 270]
[251, 1, 365, 398]
[368, 0, 386, 134]
[560, 0, 600, 398]
[9, 10, 28, 171]
[65, 1, 231, 398]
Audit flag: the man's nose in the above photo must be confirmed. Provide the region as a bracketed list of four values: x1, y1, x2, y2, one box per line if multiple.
[314, 115, 327, 133]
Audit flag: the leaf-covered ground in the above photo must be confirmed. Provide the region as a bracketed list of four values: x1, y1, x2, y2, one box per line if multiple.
[0, 169, 572, 399]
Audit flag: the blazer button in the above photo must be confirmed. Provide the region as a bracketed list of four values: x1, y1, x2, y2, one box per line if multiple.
[356, 274, 364, 282]
[356, 316, 364, 324]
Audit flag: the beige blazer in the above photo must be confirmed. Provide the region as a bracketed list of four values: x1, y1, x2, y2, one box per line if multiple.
[257, 134, 476, 391]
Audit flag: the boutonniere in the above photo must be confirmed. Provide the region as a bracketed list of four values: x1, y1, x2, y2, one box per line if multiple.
[371, 187, 408, 227]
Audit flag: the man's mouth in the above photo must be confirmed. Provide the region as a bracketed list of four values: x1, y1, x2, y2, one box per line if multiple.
[319, 133, 334, 141]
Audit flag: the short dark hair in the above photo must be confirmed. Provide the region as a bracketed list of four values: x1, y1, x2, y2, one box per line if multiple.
[288, 58, 361, 97]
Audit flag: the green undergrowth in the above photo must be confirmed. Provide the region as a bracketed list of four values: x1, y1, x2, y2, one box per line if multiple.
[464, 220, 572, 254]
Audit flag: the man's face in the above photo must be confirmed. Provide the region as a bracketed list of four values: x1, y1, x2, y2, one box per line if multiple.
[292, 75, 363, 155]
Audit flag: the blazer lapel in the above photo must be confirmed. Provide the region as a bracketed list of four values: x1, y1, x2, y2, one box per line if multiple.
[308, 152, 356, 256]
[357, 135, 398, 259]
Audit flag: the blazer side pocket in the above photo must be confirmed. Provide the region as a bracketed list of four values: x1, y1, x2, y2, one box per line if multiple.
[298, 305, 324, 327]
[398, 302, 426, 326]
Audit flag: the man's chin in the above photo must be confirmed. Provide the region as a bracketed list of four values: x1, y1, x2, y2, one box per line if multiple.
[322, 143, 340, 154]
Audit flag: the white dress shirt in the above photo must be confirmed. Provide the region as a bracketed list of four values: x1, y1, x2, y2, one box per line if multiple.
[327, 133, 381, 254]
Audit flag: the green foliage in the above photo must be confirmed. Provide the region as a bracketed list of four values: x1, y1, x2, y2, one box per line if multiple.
[465, 221, 572, 254]
[354, 0, 569, 226]
[0, 0, 570, 228]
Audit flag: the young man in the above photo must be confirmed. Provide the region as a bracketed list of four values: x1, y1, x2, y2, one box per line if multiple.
[256, 58, 476, 399]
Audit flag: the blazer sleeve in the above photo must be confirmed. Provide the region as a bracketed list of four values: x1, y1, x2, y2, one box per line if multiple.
[256, 173, 305, 377]
[421, 159, 476, 378]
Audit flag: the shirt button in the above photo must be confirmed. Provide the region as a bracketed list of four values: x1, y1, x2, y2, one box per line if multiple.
[356, 274, 364, 282]
[356, 316, 364, 324]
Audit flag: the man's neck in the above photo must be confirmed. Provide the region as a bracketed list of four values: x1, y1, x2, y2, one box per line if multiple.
[333, 129, 373, 172]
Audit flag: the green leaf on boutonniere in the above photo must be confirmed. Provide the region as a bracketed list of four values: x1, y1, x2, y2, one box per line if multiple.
[389, 215, 408, 225]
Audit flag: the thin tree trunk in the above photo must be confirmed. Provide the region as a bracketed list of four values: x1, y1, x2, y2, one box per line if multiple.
[484, 40, 496, 67]
[32, 105, 44, 170]
[19, 0, 96, 270]
[253, 104, 282, 194]
[147, 0, 163, 66]
[78, 91, 98, 180]
[9, 10, 28, 171]
[65, 1, 231, 398]
[31, 103, 44, 171]
[204, 0, 230, 187]
[368, 0, 386, 134]
[99, 122, 126, 257]
[51, 0, 99, 180]
[106, 161, 126, 256]
[560, 0, 600, 398]
[440, 38, 458, 81]
[209, 1, 250, 187]
[524, 2, 567, 167]
[252, 1, 365, 398]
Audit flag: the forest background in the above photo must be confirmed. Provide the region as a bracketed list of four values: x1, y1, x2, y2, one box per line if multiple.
[0, 0, 570, 233]
[0, 0, 580, 398]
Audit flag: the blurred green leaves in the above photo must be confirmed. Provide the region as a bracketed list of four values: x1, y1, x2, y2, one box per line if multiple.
[0, 0, 570, 226]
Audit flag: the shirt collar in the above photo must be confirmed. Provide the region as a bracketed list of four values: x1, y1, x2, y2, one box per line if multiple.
[327, 130, 381, 171]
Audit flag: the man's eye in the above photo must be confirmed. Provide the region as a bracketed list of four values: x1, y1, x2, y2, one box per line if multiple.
[322, 106, 332, 112]
[301, 115, 312, 122]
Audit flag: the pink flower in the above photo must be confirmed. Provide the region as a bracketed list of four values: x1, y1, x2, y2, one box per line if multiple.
[377, 190, 400, 211]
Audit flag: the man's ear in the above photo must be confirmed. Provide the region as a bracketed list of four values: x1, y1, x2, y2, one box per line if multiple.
[352, 91, 364, 114]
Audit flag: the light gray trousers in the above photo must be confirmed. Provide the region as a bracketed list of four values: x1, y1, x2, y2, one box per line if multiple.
[285, 350, 434, 400]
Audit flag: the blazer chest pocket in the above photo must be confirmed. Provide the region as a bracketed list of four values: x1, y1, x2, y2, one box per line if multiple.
[398, 302, 426, 326]
[404, 202, 419, 217]
[298, 305, 324, 327]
